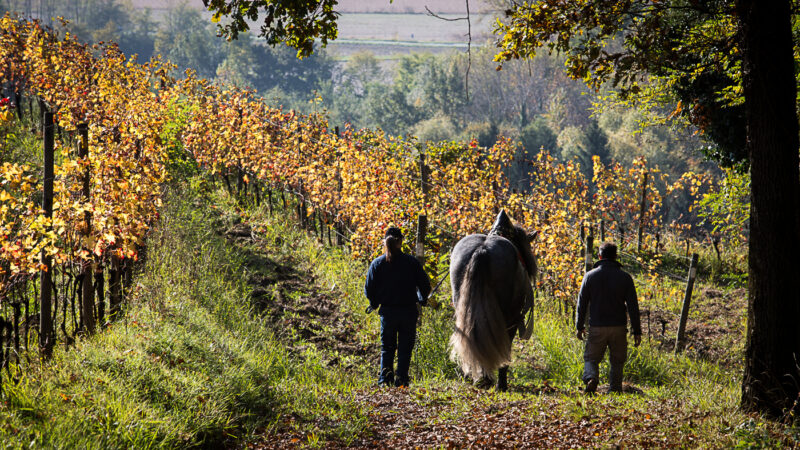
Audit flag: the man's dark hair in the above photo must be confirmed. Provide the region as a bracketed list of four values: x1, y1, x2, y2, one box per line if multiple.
[599, 242, 618, 260]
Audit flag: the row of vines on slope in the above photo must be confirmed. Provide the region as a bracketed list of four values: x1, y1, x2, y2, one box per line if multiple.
[0, 15, 725, 362]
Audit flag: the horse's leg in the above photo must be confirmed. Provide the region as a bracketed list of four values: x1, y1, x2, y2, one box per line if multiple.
[497, 329, 517, 392]
[475, 369, 494, 389]
[497, 366, 509, 392]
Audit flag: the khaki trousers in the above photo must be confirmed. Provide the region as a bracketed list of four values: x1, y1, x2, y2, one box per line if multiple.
[582, 326, 628, 392]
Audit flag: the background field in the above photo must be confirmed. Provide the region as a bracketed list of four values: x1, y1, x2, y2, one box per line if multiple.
[127, 0, 494, 59]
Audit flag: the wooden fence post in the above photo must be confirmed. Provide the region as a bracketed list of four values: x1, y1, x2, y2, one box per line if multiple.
[77, 123, 95, 334]
[416, 215, 427, 264]
[637, 170, 649, 253]
[580, 221, 585, 243]
[600, 219, 605, 243]
[109, 255, 122, 321]
[326, 214, 332, 246]
[419, 151, 428, 204]
[711, 235, 721, 261]
[584, 229, 594, 273]
[14, 91, 22, 121]
[675, 253, 700, 353]
[95, 267, 105, 327]
[40, 111, 55, 357]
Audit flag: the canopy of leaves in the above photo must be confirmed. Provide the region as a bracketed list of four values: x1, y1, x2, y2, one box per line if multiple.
[493, 0, 747, 168]
[202, 0, 338, 58]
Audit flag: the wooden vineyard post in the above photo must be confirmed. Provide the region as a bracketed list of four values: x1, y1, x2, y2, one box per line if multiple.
[712, 235, 721, 261]
[600, 219, 605, 243]
[325, 214, 332, 246]
[109, 255, 122, 321]
[417, 150, 429, 263]
[14, 91, 22, 121]
[675, 253, 699, 353]
[77, 123, 95, 334]
[312, 211, 320, 242]
[95, 268, 105, 326]
[416, 215, 427, 264]
[419, 151, 429, 202]
[637, 170, 649, 252]
[584, 228, 594, 274]
[40, 111, 55, 357]
[334, 126, 344, 247]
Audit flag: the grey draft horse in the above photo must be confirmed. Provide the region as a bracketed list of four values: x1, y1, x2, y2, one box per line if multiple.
[449, 210, 537, 391]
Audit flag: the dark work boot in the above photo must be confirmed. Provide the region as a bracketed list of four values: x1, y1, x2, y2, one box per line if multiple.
[585, 378, 598, 394]
[378, 369, 394, 387]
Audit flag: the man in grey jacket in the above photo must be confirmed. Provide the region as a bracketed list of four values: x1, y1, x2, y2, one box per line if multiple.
[576, 242, 641, 393]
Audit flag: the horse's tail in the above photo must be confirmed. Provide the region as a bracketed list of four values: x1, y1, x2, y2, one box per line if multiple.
[449, 244, 511, 381]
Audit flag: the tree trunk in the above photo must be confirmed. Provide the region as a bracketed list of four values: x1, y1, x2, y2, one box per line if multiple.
[737, 0, 800, 418]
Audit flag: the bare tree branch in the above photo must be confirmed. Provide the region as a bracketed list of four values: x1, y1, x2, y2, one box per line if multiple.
[424, 2, 472, 100]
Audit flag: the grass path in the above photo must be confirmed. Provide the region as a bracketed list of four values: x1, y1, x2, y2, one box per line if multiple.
[230, 192, 789, 448]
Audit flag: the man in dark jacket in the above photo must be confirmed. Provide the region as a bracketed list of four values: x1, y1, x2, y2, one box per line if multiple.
[576, 242, 641, 393]
[365, 227, 431, 387]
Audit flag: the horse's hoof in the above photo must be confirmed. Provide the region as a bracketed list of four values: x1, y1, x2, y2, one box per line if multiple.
[496, 383, 508, 392]
[475, 376, 494, 390]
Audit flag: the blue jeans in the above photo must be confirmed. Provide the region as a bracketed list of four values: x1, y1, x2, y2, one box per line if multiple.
[379, 306, 418, 386]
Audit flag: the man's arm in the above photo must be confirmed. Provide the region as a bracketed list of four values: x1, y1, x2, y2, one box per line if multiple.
[364, 261, 379, 309]
[626, 274, 642, 336]
[575, 275, 590, 334]
[415, 260, 432, 305]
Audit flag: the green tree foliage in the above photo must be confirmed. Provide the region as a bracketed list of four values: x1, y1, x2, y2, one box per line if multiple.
[557, 120, 609, 179]
[120, 9, 158, 61]
[697, 168, 750, 246]
[217, 31, 333, 96]
[155, 5, 224, 80]
[494, 0, 746, 168]
[202, 0, 338, 58]
[519, 116, 558, 156]
[412, 115, 458, 143]
[331, 52, 385, 127]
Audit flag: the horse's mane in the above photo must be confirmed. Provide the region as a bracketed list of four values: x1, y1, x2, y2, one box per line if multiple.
[488, 213, 537, 279]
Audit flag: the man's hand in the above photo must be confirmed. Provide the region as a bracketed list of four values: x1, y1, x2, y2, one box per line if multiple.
[576, 329, 586, 341]
[633, 334, 641, 347]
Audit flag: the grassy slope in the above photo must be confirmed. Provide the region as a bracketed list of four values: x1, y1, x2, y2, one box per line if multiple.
[0, 182, 373, 448]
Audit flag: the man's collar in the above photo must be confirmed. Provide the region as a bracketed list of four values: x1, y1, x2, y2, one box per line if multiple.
[593, 258, 622, 269]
